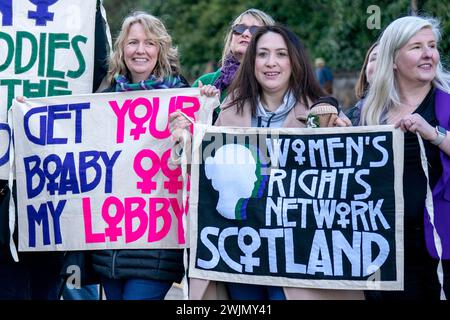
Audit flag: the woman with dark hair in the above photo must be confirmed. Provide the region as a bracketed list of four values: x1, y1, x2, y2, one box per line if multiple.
[171, 24, 360, 300]
[221, 24, 326, 125]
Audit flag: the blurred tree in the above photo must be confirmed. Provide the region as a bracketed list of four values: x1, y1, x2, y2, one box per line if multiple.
[102, 0, 450, 82]
[421, 1, 450, 67]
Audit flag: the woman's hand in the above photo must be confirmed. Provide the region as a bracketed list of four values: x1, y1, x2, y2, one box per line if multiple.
[168, 110, 195, 166]
[198, 80, 220, 97]
[395, 114, 435, 141]
[169, 110, 193, 144]
[333, 113, 352, 127]
[326, 112, 351, 127]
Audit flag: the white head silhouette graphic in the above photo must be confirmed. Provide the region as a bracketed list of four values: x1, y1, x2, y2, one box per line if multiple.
[205, 144, 257, 219]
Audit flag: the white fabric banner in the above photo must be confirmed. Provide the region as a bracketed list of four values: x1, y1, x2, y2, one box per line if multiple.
[0, 0, 98, 178]
[12, 88, 217, 251]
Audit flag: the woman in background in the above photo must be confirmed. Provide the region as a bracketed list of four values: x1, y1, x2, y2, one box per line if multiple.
[347, 41, 379, 125]
[193, 9, 275, 122]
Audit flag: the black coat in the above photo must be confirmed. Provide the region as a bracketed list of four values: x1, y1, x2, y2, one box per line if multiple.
[91, 248, 184, 283]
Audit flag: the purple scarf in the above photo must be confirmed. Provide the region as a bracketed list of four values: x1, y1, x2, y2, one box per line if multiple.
[424, 88, 450, 259]
[213, 54, 240, 91]
[115, 74, 188, 92]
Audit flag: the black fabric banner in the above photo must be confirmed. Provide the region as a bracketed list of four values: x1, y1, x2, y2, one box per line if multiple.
[189, 126, 404, 290]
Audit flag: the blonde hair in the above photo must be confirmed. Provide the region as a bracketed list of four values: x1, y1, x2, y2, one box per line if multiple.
[107, 11, 180, 84]
[220, 8, 275, 66]
[361, 16, 450, 125]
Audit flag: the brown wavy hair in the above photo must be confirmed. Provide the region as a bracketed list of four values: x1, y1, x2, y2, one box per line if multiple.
[227, 24, 325, 116]
[354, 41, 379, 100]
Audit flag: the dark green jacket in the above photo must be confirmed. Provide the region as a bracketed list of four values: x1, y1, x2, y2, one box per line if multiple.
[193, 69, 228, 103]
[193, 69, 227, 123]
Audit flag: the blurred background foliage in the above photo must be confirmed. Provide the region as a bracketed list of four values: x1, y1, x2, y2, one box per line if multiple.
[103, 0, 450, 83]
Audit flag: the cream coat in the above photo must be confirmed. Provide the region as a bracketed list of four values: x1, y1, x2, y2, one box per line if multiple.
[189, 100, 365, 300]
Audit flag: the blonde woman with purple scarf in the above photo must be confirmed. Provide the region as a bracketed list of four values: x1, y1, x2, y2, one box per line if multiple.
[90, 11, 188, 300]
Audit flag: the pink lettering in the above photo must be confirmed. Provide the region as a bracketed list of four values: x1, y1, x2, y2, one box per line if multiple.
[82, 196, 183, 244]
[148, 198, 172, 242]
[169, 96, 200, 135]
[102, 196, 124, 241]
[134, 149, 161, 193]
[170, 198, 186, 245]
[111, 95, 201, 142]
[109, 99, 131, 143]
[148, 97, 171, 139]
[129, 97, 153, 140]
[124, 197, 148, 243]
[160, 149, 182, 194]
[82, 197, 106, 243]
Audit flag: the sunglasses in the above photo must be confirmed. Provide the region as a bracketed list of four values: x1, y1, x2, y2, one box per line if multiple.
[232, 24, 259, 36]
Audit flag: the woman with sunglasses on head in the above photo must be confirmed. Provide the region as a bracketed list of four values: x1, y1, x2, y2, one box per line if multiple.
[172, 25, 361, 300]
[193, 9, 275, 123]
